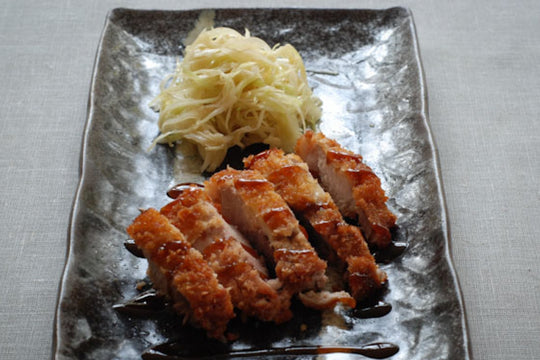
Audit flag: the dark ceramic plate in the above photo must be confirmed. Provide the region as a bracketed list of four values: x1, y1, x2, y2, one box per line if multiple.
[53, 7, 471, 360]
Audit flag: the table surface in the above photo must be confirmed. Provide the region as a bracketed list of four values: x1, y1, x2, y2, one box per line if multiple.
[1, 1, 538, 359]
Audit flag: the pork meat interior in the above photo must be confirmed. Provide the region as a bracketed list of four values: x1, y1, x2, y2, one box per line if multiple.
[245, 148, 387, 301]
[126, 208, 235, 340]
[160, 184, 292, 323]
[206, 168, 328, 293]
[295, 130, 396, 249]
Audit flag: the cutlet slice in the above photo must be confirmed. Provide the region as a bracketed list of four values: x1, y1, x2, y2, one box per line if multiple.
[295, 131, 396, 249]
[126, 209, 234, 340]
[160, 185, 292, 323]
[206, 168, 327, 293]
[245, 148, 387, 301]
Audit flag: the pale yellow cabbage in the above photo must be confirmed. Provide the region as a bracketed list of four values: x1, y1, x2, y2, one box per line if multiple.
[149, 27, 322, 172]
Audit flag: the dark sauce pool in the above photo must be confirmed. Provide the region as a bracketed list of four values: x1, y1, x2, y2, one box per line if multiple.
[142, 342, 399, 359]
[118, 145, 403, 359]
[114, 287, 398, 359]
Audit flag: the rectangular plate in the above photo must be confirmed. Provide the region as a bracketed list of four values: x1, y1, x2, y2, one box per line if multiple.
[54, 7, 471, 360]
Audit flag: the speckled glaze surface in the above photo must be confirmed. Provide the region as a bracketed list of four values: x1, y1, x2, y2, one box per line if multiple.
[53, 8, 471, 360]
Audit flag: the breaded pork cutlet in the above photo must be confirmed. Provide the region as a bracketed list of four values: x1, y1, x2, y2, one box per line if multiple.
[206, 168, 328, 294]
[245, 148, 387, 301]
[161, 184, 292, 323]
[295, 131, 396, 249]
[126, 209, 234, 340]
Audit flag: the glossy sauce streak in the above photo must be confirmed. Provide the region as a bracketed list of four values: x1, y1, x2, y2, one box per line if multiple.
[235, 177, 271, 191]
[327, 149, 363, 163]
[117, 293, 394, 341]
[272, 164, 305, 179]
[130, 157, 401, 360]
[246, 148, 272, 164]
[302, 200, 333, 213]
[354, 301, 393, 318]
[261, 206, 293, 225]
[167, 183, 204, 199]
[327, 150, 377, 185]
[124, 240, 144, 258]
[142, 342, 399, 360]
[345, 167, 376, 183]
[211, 143, 270, 172]
[373, 242, 407, 264]
[239, 242, 260, 259]
[371, 223, 392, 243]
[311, 218, 340, 234]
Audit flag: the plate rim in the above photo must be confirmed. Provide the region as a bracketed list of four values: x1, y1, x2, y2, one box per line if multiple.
[52, 7, 472, 360]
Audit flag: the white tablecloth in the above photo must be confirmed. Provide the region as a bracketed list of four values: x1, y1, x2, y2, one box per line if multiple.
[1, 1, 538, 359]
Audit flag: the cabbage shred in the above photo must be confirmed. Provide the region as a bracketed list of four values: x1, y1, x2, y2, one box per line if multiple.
[149, 27, 322, 172]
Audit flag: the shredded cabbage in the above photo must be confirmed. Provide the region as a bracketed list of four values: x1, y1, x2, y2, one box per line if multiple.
[149, 27, 322, 172]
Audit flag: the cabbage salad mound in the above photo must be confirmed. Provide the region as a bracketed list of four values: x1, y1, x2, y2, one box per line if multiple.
[150, 27, 322, 172]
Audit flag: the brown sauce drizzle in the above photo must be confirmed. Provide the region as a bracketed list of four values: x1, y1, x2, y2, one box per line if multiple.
[271, 164, 306, 180]
[244, 148, 272, 166]
[124, 240, 144, 258]
[116, 290, 396, 357]
[326, 149, 377, 185]
[261, 206, 293, 225]
[167, 183, 204, 199]
[370, 223, 392, 246]
[373, 242, 407, 264]
[239, 242, 261, 259]
[354, 301, 393, 318]
[345, 167, 377, 183]
[235, 177, 272, 191]
[206, 143, 270, 174]
[142, 342, 399, 359]
[124, 154, 402, 359]
[327, 149, 363, 163]
[311, 218, 340, 235]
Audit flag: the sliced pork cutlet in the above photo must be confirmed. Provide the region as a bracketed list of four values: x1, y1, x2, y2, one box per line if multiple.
[126, 208, 234, 340]
[206, 168, 328, 294]
[296, 130, 396, 249]
[160, 185, 292, 324]
[245, 148, 387, 301]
